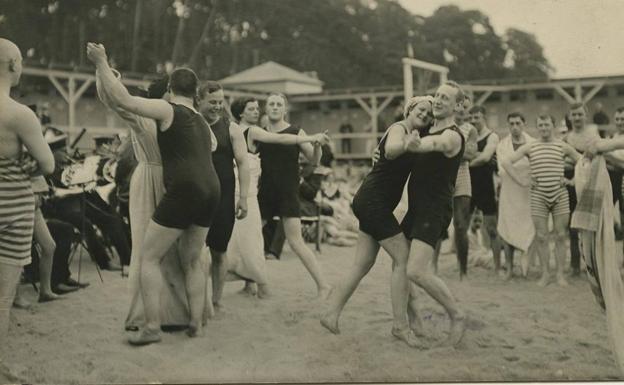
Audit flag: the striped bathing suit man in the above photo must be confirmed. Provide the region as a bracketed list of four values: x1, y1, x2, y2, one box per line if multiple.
[528, 141, 569, 218]
[0, 155, 36, 266]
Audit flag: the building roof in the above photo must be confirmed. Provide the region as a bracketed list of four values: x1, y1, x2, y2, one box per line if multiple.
[219, 61, 324, 87]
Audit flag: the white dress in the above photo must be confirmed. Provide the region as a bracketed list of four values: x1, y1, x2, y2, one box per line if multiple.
[226, 127, 268, 284]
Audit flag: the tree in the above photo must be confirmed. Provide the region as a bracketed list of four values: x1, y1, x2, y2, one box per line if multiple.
[503, 28, 552, 79]
[419, 5, 507, 81]
[0, 0, 553, 87]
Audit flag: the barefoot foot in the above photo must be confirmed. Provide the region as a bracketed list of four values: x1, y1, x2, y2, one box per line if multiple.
[186, 324, 204, 338]
[392, 326, 426, 349]
[12, 296, 31, 310]
[556, 274, 569, 287]
[257, 284, 271, 299]
[447, 315, 466, 347]
[128, 328, 161, 346]
[38, 292, 61, 303]
[318, 285, 333, 300]
[320, 313, 340, 335]
[537, 275, 550, 287]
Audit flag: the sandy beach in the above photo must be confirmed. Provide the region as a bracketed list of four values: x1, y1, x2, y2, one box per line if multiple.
[1, 241, 622, 384]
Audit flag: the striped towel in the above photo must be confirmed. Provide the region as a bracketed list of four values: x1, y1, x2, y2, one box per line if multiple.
[571, 157, 604, 232]
[572, 156, 624, 375]
[0, 155, 36, 266]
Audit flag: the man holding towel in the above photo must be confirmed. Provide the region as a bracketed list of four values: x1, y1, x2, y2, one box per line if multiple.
[496, 112, 535, 280]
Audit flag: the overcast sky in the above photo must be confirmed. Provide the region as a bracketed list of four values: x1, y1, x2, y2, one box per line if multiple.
[398, 0, 624, 79]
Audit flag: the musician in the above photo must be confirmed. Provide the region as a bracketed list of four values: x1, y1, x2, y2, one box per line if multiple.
[42, 137, 130, 273]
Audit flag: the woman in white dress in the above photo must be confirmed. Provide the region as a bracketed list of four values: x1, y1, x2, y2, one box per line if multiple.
[225, 98, 329, 298]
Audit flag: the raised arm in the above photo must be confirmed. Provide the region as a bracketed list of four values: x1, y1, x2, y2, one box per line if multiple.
[13, 105, 55, 175]
[95, 69, 147, 125]
[229, 122, 249, 219]
[87, 43, 172, 125]
[470, 133, 499, 167]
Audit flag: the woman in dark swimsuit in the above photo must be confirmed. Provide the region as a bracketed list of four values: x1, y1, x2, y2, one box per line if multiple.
[257, 93, 332, 299]
[321, 96, 433, 347]
[88, 43, 219, 345]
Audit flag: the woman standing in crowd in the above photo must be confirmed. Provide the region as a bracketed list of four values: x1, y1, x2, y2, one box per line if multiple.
[225, 97, 329, 298]
[257, 93, 332, 299]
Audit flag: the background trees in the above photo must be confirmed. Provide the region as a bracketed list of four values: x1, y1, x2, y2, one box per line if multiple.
[0, 0, 552, 88]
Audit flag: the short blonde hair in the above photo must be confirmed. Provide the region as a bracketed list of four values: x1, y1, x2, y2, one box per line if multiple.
[403, 95, 433, 119]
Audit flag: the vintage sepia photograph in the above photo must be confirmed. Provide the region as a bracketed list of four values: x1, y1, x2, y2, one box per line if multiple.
[1, 0, 624, 383]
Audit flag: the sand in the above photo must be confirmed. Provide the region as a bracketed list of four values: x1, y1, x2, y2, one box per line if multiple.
[1, 242, 622, 384]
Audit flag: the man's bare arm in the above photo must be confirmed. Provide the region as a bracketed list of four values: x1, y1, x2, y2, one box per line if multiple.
[12, 106, 54, 175]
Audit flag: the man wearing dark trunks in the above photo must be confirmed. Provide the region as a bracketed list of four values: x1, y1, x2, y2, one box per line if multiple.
[402, 81, 467, 346]
[88, 43, 220, 345]
[198, 81, 250, 310]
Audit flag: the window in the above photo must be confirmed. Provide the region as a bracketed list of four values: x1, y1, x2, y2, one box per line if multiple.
[535, 89, 554, 100]
[509, 90, 527, 102]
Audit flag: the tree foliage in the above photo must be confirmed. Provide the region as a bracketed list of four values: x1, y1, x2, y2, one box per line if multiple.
[0, 0, 552, 88]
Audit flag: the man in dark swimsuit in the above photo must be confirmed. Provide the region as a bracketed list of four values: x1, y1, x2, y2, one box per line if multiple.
[469, 105, 501, 273]
[198, 81, 250, 310]
[89, 43, 220, 345]
[402, 81, 467, 346]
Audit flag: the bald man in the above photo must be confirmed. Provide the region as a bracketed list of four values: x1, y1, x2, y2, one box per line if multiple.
[0, 38, 54, 347]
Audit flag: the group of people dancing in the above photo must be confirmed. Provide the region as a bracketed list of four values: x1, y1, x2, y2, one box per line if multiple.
[3, 34, 624, 355]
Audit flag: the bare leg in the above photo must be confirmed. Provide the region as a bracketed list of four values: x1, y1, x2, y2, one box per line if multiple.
[553, 213, 570, 287]
[321, 232, 379, 334]
[453, 196, 471, 279]
[406, 239, 465, 346]
[483, 215, 501, 273]
[12, 284, 30, 309]
[532, 215, 551, 287]
[33, 209, 59, 301]
[407, 283, 424, 336]
[283, 217, 331, 297]
[210, 249, 227, 308]
[129, 220, 182, 346]
[380, 233, 421, 347]
[0, 263, 22, 346]
[179, 225, 210, 337]
[502, 242, 514, 281]
[432, 239, 442, 275]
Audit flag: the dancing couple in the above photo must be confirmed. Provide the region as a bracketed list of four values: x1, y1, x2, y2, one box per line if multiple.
[88, 43, 219, 345]
[322, 82, 467, 348]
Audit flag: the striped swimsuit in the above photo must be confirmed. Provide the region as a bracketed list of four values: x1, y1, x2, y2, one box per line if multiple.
[454, 123, 473, 197]
[0, 156, 36, 266]
[527, 141, 570, 218]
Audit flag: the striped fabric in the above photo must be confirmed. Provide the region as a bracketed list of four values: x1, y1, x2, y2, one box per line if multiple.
[454, 161, 472, 197]
[454, 123, 473, 197]
[0, 156, 35, 266]
[528, 141, 566, 201]
[528, 141, 570, 218]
